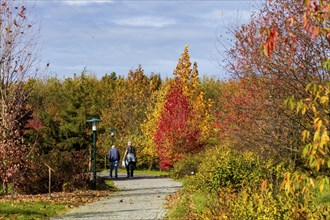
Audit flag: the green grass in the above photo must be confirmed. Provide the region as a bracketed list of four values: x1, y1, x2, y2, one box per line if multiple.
[133, 169, 170, 176]
[191, 191, 210, 213]
[0, 178, 116, 219]
[167, 203, 187, 219]
[0, 201, 68, 220]
[97, 179, 119, 191]
[100, 168, 169, 177]
[1, 169, 167, 220]
[166, 194, 189, 219]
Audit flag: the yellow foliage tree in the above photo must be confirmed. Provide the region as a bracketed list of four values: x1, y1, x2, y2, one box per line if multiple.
[173, 45, 192, 97]
[173, 45, 212, 147]
[141, 45, 212, 169]
[140, 80, 172, 169]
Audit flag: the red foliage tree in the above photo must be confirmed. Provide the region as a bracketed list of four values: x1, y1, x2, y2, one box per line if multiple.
[154, 79, 202, 170]
[214, 77, 280, 157]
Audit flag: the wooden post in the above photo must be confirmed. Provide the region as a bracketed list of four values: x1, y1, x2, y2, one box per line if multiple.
[48, 168, 51, 194]
[105, 154, 107, 170]
[44, 163, 54, 195]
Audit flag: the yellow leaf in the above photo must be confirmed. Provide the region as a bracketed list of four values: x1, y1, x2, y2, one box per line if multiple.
[320, 96, 329, 104]
[314, 117, 320, 124]
[317, 119, 323, 129]
[301, 106, 307, 115]
[261, 179, 267, 192]
[320, 132, 329, 146]
[319, 183, 324, 192]
[314, 130, 320, 141]
[306, 82, 312, 91]
[302, 130, 310, 141]
[312, 105, 317, 113]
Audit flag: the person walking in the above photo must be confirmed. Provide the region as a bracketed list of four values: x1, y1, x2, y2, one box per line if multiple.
[108, 145, 120, 178]
[123, 141, 136, 178]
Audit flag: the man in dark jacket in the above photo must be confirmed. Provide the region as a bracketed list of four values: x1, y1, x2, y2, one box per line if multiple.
[108, 145, 120, 178]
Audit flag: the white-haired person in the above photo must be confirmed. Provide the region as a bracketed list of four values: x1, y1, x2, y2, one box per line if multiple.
[108, 145, 120, 178]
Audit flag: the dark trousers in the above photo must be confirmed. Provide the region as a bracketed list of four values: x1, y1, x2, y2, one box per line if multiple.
[126, 162, 135, 177]
[110, 161, 119, 178]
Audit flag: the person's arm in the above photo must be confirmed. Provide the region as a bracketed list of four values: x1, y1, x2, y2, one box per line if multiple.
[123, 148, 128, 159]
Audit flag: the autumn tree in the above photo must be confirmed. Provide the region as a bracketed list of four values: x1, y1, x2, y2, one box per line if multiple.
[0, 1, 40, 194]
[154, 79, 202, 169]
[260, 0, 330, 192]
[153, 46, 211, 169]
[174, 46, 212, 146]
[219, 0, 329, 161]
[100, 66, 161, 161]
[19, 72, 109, 193]
[138, 76, 166, 169]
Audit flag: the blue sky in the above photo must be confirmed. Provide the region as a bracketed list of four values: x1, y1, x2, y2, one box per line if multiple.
[29, 0, 256, 79]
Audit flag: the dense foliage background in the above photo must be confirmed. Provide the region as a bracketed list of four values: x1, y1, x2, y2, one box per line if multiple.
[0, 0, 329, 218]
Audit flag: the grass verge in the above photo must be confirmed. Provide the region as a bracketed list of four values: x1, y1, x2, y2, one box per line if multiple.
[0, 200, 68, 220]
[133, 169, 170, 177]
[100, 168, 170, 177]
[0, 178, 116, 220]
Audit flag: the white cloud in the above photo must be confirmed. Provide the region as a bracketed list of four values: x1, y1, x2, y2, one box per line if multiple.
[114, 16, 176, 28]
[35, 1, 254, 79]
[62, 0, 112, 6]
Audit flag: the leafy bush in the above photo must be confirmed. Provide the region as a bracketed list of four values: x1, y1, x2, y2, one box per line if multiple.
[208, 150, 267, 190]
[14, 161, 49, 194]
[167, 143, 330, 219]
[222, 183, 330, 220]
[185, 145, 278, 193]
[136, 152, 160, 170]
[15, 150, 91, 194]
[172, 153, 202, 179]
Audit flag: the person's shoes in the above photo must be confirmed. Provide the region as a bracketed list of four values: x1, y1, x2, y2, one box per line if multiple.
[115, 176, 118, 178]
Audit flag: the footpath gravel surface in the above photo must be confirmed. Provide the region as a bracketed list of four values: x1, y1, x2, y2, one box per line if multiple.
[52, 172, 182, 220]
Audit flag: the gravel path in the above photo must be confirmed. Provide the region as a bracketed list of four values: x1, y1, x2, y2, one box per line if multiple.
[52, 172, 182, 220]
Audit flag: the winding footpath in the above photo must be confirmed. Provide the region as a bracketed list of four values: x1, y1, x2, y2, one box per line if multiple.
[52, 173, 182, 220]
